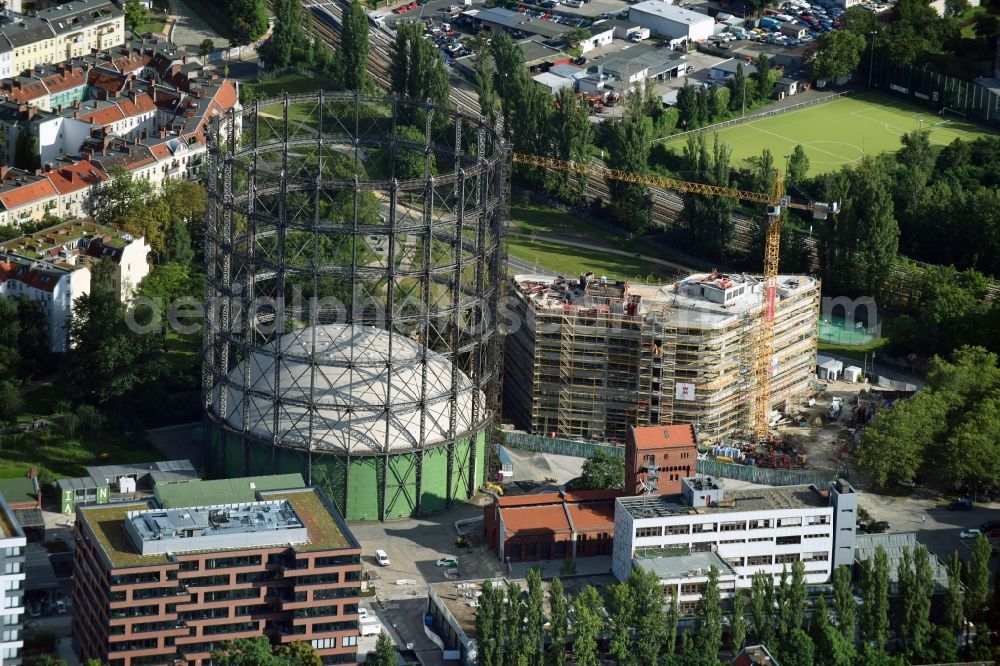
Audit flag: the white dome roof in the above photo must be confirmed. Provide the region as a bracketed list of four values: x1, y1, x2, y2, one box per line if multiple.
[212, 324, 481, 454]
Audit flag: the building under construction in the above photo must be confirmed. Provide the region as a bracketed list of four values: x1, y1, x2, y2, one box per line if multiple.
[503, 271, 820, 445]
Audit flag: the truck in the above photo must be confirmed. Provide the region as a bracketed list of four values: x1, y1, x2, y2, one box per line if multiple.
[827, 397, 843, 420]
[360, 619, 384, 636]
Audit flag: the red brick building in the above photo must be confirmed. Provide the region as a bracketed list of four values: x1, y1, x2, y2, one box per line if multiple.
[484, 489, 618, 562]
[625, 425, 698, 496]
[72, 487, 361, 666]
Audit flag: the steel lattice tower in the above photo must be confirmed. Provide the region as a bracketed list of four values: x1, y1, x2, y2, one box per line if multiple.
[202, 92, 508, 521]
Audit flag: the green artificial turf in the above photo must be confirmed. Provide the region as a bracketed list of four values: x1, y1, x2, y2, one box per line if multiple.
[657, 92, 997, 175]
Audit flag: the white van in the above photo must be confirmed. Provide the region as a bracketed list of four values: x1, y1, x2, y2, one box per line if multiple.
[375, 549, 391, 566]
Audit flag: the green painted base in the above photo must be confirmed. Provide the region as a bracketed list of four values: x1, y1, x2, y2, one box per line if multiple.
[208, 424, 487, 521]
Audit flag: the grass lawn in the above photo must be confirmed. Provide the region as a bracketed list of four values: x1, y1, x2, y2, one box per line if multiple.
[17, 383, 71, 423]
[132, 17, 167, 35]
[508, 197, 684, 280]
[165, 331, 199, 374]
[254, 74, 328, 99]
[656, 92, 997, 175]
[0, 430, 161, 480]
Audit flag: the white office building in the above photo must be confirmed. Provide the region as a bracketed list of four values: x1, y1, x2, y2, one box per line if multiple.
[628, 1, 715, 41]
[612, 476, 858, 603]
[0, 494, 26, 666]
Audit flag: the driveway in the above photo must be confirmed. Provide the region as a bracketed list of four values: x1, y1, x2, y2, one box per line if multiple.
[170, 0, 222, 50]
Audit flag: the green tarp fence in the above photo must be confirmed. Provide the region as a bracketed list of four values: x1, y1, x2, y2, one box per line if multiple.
[502, 432, 837, 487]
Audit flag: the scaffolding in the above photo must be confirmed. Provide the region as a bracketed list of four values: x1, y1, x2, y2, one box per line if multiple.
[502, 272, 820, 446]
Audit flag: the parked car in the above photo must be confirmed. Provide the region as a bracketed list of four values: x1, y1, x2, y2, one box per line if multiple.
[980, 520, 1000, 532]
[436, 556, 460, 567]
[948, 498, 974, 511]
[866, 521, 890, 533]
[358, 607, 369, 620]
[55, 599, 66, 614]
[897, 478, 916, 488]
[960, 528, 982, 540]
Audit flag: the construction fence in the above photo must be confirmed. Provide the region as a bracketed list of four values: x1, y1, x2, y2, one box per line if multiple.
[501, 432, 839, 488]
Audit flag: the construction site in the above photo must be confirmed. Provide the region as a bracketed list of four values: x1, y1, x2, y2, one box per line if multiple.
[502, 271, 821, 447]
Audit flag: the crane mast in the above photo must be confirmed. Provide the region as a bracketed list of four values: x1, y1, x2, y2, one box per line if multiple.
[510, 152, 838, 441]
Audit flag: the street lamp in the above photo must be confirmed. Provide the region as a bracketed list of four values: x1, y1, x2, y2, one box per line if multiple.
[868, 30, 878, 88]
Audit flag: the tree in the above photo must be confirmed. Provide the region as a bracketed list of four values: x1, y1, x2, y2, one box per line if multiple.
[630, 567, 666, 666]
[964, 534, 991, 625]
[943, 551, 964, 638]
[605, 110, 654, 232]
[341, 0, 369, 90]
[730, 590, 748, 654]
[199, 39, 216, 59]
[14, 130, 39, 171]
[227, 0, 268, 45]
[211, 637, 284, 666]
[815, 597, 855, 666]
[267, 0, 302, 68]
[696, 565, 723, 663]
[751, 54, 774, 101]
[477, 581, 502, 666]
[665, 588, 679, 656]
[944, 0, 970, 15]
[490, 32, 525, 140]
[504, 582, 524, 666]
[787, 144, 810, 187]
[750, 571, 774, 647]
[66, 274, 168, 407]
[123, 0, 150, 32]
[784, 561, 807, 637]
[681, 133, 734, 261]
[87, 167, 153, 225]
[608, 581, 636, 666]
[525, 568, 545, 665]
[162, 216, 194, 267]
[0, 381, 21, 423]
[573, 587, 604, 666]
[832, 565, 856, 644]
[372, 631, 396, 666]
[896, 547, 915, 646]
[839, 6, 878, 34]
[273, 642, 321, 666]
[390, 22, 451, 106]
[548, 577, 569, 666]
[850, 156, 899, 297]
[24, 657, 68, 666]
[549, 86, 593, 203]
[578, 449, 625, 490]
[473, 41, 498, 129]
[810, 30, 866, 81]
[910, 546, 934, 654]
[779, 628, 815, 666]
[860, 546, 890, 651]
[944, 396, 1000, 491]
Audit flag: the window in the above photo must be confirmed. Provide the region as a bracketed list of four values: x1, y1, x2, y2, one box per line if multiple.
[778, 517, 802, 527]
[803, 552, 829, 562]
[635, 527, 662, 539]
[342, 636, 357, 647]
[696, 523, 716, 533]
[776, 535, 801, 545]
[775, 553, 800, 564]
[312, 638, 337, 650]
[747, 555, 771, 566]
[748, 519, 771, 530]
[666, 525, 690, 535]
[720, 521, 745, 532]
[691, 541, 713, 553]
[804, 533, 827, 540]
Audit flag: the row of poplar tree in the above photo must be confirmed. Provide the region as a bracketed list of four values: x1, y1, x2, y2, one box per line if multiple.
[474, 538, 997, 666]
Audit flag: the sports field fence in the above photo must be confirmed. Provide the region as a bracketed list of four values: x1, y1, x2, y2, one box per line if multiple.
[870, 50, 1000, 129]
[651, 90, 856, 145]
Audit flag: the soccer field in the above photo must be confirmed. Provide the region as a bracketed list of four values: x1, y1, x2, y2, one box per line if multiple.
[658, 92, 998, 175]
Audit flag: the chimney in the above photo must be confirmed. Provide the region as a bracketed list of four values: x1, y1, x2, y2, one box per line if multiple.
[34, 168, 42, 176]
[74, 99, 81, 109]
[102, 133, 111, 154]
[12, 80, 20, 90]
[27, 106, 36, 120]
[74, 111, 80, 119]
[182, 55, 188, 64]
[159, 128, 166, 138]
[0, 166, 8, 180]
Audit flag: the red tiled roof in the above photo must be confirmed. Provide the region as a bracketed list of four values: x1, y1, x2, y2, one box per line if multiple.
[566, 502, 615, 531]
[496, 492, 565, 508]
[0, 179, 57, 210]
[0, 260, 63, 292]
[44, 160, 108, 195]
[629, 425, 697, 450]
[500, 504, 572, 536]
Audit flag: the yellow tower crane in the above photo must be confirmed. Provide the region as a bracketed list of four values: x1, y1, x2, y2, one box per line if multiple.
[511, 152, 839, 441]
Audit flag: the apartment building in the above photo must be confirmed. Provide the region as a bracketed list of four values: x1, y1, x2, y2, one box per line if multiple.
[612, 477, 858, 609]
[503, 271, 820, 445]
[0, 494, 27, 666]
[0, 219, 149, 350]
[73, 487, 362, 666]
[0, 0, 124, 74]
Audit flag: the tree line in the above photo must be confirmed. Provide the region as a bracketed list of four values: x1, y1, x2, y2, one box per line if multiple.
[475, 540, 995, 666]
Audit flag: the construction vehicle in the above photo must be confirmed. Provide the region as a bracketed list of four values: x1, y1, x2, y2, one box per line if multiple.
[511, 152, 839, 442]
[828, 396, 843, 421]
[483, 481, 504, 496]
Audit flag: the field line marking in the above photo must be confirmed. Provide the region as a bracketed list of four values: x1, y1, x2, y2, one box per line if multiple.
[744, 123, 852, 162]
